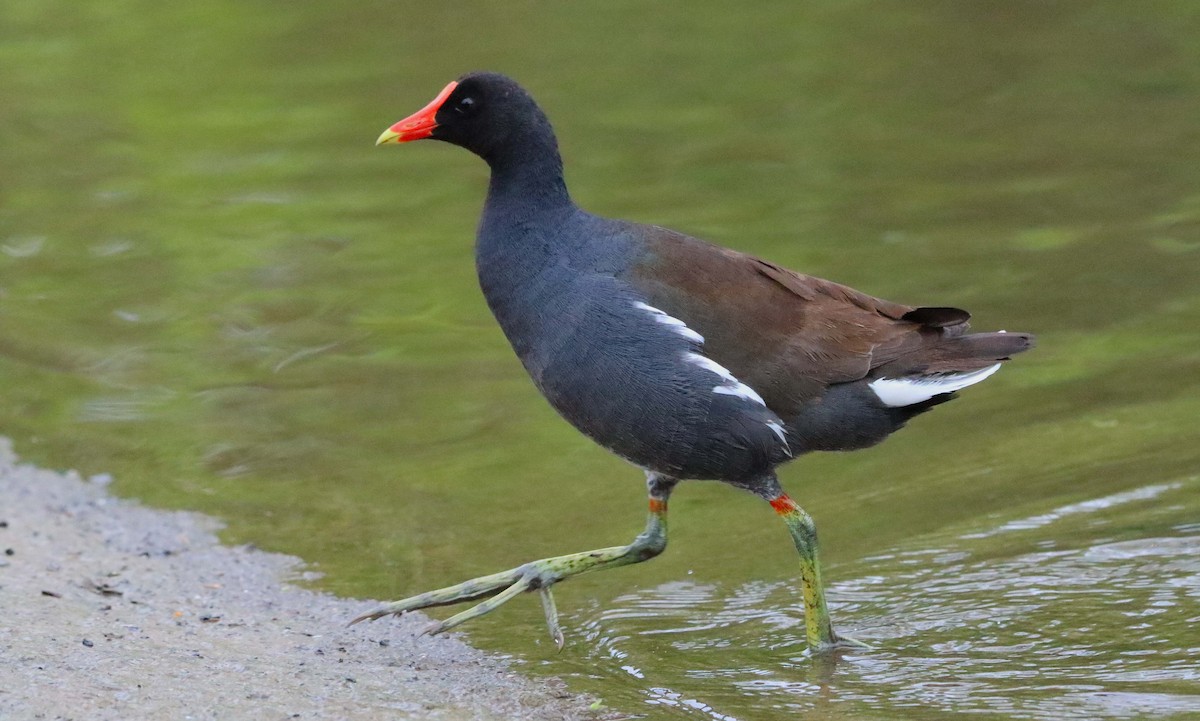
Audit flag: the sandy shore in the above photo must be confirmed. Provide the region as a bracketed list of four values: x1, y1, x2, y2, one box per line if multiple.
[0, 438, 603, 720]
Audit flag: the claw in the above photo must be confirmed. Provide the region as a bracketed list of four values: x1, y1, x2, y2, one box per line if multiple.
[348, 606, 396, 626]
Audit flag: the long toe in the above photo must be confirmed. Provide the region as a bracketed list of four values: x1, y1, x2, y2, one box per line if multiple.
[832, 632, 871, 650]
[348, 566, 527, 626]
[423, 576, 531, 635]
[806, 630, 871, 656]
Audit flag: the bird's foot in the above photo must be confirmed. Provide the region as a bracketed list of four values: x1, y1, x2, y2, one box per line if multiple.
[352, 500, 669, 647]
[804, 629, 871, 656]
[350, 549, 631, 649]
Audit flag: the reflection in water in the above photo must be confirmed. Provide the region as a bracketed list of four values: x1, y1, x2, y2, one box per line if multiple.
[76, 388, 177, 422]
[962, 482, 1184, 539]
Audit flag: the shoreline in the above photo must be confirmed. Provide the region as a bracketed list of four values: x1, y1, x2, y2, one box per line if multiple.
[0, 438, 603, 720]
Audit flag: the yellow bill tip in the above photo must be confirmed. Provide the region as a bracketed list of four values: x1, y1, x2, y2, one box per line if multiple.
[376, 128, 402, 146]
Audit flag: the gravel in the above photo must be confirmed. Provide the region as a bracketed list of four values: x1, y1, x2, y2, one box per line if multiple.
[0, 438, 603, 720]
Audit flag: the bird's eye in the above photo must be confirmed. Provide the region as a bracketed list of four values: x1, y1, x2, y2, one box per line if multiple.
[456, 97, 477, 114]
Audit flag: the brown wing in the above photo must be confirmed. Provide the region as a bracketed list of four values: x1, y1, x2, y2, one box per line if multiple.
[623, 226, 972, 420]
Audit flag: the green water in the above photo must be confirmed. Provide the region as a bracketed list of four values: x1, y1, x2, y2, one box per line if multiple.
[4, 2, 1200, 718]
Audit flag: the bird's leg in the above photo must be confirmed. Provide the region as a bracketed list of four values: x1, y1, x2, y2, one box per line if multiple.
[351, 472, 677, 647]
[767, 491, 868, 653]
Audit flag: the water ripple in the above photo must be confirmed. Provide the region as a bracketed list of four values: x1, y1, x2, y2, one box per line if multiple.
[564, 481, 1200, 720]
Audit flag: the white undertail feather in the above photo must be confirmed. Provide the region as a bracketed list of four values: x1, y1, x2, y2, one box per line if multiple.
[868, 363, 1002, 408]
[632, 301, 704, 344]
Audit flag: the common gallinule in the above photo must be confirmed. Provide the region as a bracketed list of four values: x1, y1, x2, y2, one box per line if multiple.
[353, 72, 1034, 653]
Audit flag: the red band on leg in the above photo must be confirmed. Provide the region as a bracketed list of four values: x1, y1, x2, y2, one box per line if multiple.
[649, 498, 668, 514]
[769, 494, 798, 515]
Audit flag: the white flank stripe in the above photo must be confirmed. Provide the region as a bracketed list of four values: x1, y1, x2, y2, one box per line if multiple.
[869, 363, 1002, 408]
[713, 384, 765, 404]
[683, 352, 767, 407]
[632, 301, 705, 344]
[766, 420, 792, 457]
[681, 350, 786, 454]
[684, 352, 737, 382]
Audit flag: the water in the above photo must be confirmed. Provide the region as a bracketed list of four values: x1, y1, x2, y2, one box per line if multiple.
[3, 2, 1200, 718]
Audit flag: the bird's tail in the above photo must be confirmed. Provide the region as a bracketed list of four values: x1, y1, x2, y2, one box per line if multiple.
[877, 330, 1036, 377]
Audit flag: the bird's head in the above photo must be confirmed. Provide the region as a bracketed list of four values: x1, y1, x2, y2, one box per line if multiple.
[376, 72, 551, 163]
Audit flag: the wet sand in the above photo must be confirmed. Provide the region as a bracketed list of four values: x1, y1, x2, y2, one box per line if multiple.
[0, 438, 603, 720]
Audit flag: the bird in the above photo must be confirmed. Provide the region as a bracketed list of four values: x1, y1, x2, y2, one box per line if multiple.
[351, 71, 1034, 653]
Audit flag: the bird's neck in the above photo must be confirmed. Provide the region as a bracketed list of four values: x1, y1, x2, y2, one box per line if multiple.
[482, 128, 573, 219]
[474, 128, 580, 328]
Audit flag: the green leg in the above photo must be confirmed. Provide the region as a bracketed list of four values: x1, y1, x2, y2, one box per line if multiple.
[769, 492, 867, 653]
[351, 473, 677, 648]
